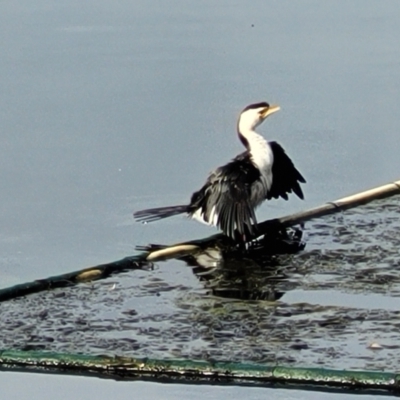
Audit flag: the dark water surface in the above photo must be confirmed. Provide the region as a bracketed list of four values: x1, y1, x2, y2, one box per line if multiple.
[1, 0, 400, 398]
[2, 198, 400, 372]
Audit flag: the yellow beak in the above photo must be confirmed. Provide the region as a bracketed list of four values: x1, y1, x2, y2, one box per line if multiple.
[262, 104, 280, 119]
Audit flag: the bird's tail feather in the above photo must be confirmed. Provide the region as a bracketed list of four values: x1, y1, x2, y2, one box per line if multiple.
[134, 205, 188, 223]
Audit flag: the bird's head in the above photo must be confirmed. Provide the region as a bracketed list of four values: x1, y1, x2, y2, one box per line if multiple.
[237, 102, 280, 133]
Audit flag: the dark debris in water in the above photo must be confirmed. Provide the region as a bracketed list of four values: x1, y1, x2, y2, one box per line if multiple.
[1, 197, 400, 371]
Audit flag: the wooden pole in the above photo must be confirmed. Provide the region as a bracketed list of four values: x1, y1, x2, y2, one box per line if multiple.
[1, 181, 399, 300]
[144, 179, 400, 260]
[257, 180, 400, 232]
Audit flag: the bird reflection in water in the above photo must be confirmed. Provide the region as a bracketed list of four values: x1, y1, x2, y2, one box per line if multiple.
[138, 226, 305, 301]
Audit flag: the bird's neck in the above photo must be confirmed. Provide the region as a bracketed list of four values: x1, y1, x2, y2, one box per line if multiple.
[238, 128, 272, 171]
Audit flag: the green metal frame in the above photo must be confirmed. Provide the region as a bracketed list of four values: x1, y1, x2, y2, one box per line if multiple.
[0, 349, 399, 395]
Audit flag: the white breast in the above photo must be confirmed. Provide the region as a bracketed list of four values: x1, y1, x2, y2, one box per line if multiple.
[247, 132, 274, 206]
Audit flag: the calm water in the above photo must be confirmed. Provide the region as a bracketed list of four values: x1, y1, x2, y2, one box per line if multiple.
[1, 0, 400, 398]
[0, 372, 390, 400]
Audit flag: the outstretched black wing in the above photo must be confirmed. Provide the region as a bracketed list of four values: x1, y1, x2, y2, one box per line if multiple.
[189, 152, 260, 239]
[267, 141, 306, 200]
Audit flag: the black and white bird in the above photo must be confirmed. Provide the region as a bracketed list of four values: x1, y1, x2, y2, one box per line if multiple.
[134, 102, 305, 241]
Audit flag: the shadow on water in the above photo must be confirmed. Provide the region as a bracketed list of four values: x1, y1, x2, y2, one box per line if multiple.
[175, 227, 304, 301]
[1, 197, 400, 371]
